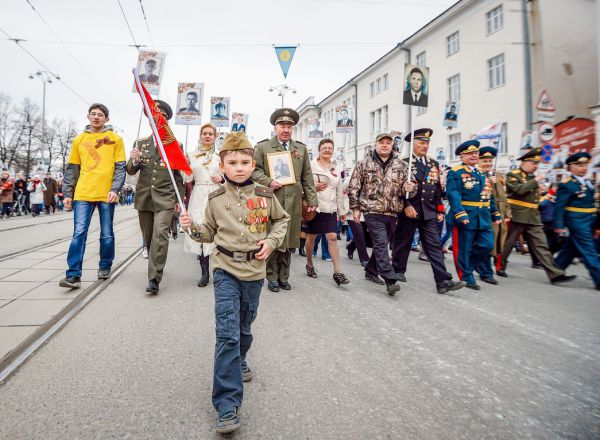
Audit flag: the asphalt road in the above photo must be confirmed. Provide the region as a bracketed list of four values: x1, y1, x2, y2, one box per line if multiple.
[0, 236, 598, 439]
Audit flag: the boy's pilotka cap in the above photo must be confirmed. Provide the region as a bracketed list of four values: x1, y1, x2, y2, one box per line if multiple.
[220, 131, 253, 152]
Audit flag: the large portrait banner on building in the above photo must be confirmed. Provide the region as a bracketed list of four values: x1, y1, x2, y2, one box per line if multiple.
[336, 104, 354, 133]
[402, 63, 429, 107]
[175, 82, 204, 125]
[210, 97, 230, 128]
[132, 51, 166, 96]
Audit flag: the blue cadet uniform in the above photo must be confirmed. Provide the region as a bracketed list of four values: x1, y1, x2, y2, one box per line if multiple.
[553, 152, 600, 290]
[446, 140, 501, 289]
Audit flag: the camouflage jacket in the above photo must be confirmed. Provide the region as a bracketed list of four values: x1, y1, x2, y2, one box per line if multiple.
[348, 151, 415, 216]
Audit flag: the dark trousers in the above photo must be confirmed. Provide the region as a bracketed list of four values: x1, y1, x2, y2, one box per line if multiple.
[392, 214, 452, 284]
[45, 200, 56, 214]
[266, 249, 291, 282]
[451, 225, 494, 285]
[500, 221, 564, 280]
[212, 269, 262, 417]
[364, 213, 397, 283]
[555, 215, 600, 287]
[347, 220, 370, 263]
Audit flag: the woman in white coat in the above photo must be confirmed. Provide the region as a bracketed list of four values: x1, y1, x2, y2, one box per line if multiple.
[183, 123, 224, 287]
[27, 175, 47, 217]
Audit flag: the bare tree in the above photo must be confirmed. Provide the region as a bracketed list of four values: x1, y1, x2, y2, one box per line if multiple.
[12, 98, 41, 178]
[0, 93, 24, 171]
[54, 119, 77, 175]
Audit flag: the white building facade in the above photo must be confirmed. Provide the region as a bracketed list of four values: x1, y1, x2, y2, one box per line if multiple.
[294, 0, 598, 171]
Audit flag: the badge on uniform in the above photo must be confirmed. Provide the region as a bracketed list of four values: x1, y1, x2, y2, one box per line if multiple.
[245, 197, 269, 233]
[461, 172, 477, 190]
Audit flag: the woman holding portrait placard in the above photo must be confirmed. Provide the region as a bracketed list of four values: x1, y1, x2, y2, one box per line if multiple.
[184, 123, 224, 287]
[304, 139, 350, 286]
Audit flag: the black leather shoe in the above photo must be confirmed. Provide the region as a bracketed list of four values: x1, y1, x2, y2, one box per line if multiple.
[481, 277, 499, 285]
[436, 280, 466, 294]
[465, 283, 481, 290]
[418, 251, 429, 262]
[267, 280, 279, 292]
[551, 274, 577, 285]
[496, 269, 508, 277]
[146, 279, 159, 294]
[278, 280, 291, 290]
[347, 248, 354, 259]
[395, 273, 407, 282]
[531, 262, 543, 269]
[365, 273, 384, 285]
[360, 260, 369, 268]
[386, 281, 400, 296]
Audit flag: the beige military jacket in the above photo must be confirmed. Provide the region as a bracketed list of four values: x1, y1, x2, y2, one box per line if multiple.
[187, 181, 290, 281]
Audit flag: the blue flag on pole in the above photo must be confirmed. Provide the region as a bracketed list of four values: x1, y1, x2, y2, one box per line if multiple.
[274, 46, 297, 79]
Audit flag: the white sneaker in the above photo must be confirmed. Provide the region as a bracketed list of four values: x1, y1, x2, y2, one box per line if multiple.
[141, 247, 149, 259]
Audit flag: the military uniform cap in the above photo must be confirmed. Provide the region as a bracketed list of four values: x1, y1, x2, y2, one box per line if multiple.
[455, 139, 480, 156]
[566, 152, 591, 165]
[220, 131, 254, 152]
[479, 146, 497, 158]
[376, 133, 393, 142]
[155, 100, 173, 120]
[517, 147, 542, 162]
[270, 108, 299, 126]
[404, 128, 433, 142]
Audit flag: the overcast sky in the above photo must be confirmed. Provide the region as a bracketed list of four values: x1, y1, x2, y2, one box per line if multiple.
[1, 0, 456, 154]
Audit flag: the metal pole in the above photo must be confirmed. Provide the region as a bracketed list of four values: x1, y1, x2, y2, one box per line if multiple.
[42, 79, 46, 168]
[185, 126, 189, 155]
[522, 0, 533, 130]
[406, 105, 415, 198]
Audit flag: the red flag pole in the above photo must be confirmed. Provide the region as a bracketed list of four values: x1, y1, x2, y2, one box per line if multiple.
[133, 68, 186, 213]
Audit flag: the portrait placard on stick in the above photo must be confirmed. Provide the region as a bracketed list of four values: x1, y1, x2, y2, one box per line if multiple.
[132, 51, 166, 96]
[231, 112, 249, 133]
[442, 101, 459, 128]
[402, 63, 429, 107]
[210, 97, 230, 128]
[335, 104, 354, 134]
[176, 82, 204, 125]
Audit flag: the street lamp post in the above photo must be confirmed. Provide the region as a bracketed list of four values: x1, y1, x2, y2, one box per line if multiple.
[29, 71, 59, 168]
[269, 84, 297, 108]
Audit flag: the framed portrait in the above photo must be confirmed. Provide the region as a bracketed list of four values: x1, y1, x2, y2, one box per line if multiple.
[231, 112, 249, 132]
[132, 51, 166, 96]
[210, 97, 230, 127]
[442, 101, 459, 128]
[335, 105, 354, 133]
[402, 63, 429, 107]
[308, 117, 324, 139]
[176, 82, 204, 125]
[267, 151, 296, 186]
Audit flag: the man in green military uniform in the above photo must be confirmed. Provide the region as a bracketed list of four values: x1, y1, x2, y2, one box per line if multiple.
[127, 100, 184, 293]
[498, 148, 576, 285]
[179, 131, 289, 434]
[252, 108, 318, 292]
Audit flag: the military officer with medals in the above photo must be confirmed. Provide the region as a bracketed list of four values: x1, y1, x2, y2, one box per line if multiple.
[498, 148, 576, 285]
[252, 108, 318, 292]
[553, 152, 600, 290]
[446, 140, 502, 290]
[127, 100, 184, 294]
[476, 146, 511, 276]
[391, 128, 465, 294]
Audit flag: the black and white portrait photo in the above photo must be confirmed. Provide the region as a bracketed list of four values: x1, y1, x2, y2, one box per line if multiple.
[133, 51, 166, 96]
[402, 63, 429, 107]
[308, 118, 324, 139]
[336, 105, 354, 133]
[210, 97, 230, 128]
[267, 151, 295, 185]
[442, 101, 459, 128]
[175, 82, 204, 125]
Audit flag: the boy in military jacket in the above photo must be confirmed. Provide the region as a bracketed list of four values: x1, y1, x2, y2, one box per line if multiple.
[553, 152, 600, 290]
[180, 131, 289, 434]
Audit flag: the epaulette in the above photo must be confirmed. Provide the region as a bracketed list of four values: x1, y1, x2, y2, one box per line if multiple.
[294, 140, 306, 146]
[561, 175, 572, 184]
[256, 138, 269, 144]
[451, 164, 464, 172]
[254, 185, 273, 198]
[208, 186, 226, 200]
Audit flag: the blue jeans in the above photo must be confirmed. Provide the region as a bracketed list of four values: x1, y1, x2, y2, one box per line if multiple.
[66, 201, 116, 277]
[212, 269, 263, 417]
[313, 234, 332, 259]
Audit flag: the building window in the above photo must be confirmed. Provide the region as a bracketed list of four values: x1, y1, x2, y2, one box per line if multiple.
[416, 51, 426, 67]
[486, 5, 503, 34]
[449, 133, 462, 160]
[488, 53, 505, 89]
[447, 31, 459, 56]
[370, 111, 375, 135]
[383, 74, 389, 90]
[369, 82, 374, 97]
[448, 74, 461, 102]
[383, 105, 388, 131]
[497, 123, 508, 153]
[376, 108, 382, 134]
[376, 78, 381, 95]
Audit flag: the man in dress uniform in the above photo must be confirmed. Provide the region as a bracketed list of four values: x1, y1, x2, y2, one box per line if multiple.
[391, 128, 465, 294]
[252, 108, 318, 292]
[553, 152, 600, 290]
[127, 100, 185, 294]
[476, 147, 511, 275]
[498, 148, 576, 285]
[446, 140, 503, 290]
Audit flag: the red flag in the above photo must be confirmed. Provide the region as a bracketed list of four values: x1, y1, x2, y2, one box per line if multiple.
[133, 76, 192, 176]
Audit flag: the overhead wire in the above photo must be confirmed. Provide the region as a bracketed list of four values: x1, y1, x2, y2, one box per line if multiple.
[23, 0, 136, 131]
